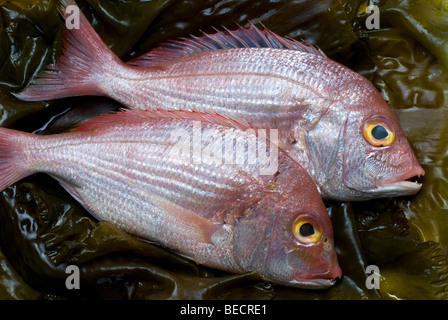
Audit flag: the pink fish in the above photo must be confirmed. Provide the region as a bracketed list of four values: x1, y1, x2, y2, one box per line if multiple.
[15, 0, 424, 201]
[0, 109, 341, 288]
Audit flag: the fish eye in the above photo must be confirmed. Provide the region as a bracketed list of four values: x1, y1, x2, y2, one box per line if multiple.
[292, 216, 322, 244]
[363, 117, 395, 147]
[371, 125, 388, 140]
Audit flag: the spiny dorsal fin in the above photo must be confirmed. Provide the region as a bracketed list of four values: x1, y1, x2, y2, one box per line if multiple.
[127, 22, 326, 67]
[74, 108, 253, 132]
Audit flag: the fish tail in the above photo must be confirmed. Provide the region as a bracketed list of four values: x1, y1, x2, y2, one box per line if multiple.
[14, 0, 121, 102]
[0, 128, 34, 192]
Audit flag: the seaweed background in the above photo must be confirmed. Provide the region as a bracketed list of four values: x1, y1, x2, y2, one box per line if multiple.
[0, 0, 447, 299]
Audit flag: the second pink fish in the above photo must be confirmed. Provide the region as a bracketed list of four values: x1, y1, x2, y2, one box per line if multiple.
[0, 109, 341, 288]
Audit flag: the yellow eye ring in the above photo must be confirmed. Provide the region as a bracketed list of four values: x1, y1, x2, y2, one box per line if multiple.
[363, 118, 395, 147]
[292, 216, 322, 244]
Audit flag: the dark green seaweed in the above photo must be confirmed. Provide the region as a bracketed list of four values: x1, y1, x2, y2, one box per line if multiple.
[0, 0, 447, 299]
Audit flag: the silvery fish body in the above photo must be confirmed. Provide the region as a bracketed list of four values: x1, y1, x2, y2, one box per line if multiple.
[0, 109, 341, 288]
[15, 0, 425, 201]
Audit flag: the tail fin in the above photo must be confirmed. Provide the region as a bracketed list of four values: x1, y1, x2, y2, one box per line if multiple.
[14, 0, 121, 101]
[0, 128, 33, 192]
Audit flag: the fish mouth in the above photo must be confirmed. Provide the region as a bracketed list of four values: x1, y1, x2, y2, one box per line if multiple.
[290, 277, 340, 289]
[377, 167, 425, 197]
[290, 267, 342, 289]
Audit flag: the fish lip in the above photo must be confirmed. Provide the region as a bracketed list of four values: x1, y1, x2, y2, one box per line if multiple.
[289, 277, 339, 289]
[380, 180, 422, 193]
[290, 268, 342, 289]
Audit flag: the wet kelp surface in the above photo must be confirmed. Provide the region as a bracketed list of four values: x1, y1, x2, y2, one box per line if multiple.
[0, 0, 448, 300]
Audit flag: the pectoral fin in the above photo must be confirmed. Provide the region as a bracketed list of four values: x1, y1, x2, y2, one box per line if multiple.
[149, 194, 221, 245]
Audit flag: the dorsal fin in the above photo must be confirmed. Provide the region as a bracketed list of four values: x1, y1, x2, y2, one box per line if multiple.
[74, 108, 253, 132]
[127, 22, 326, 67]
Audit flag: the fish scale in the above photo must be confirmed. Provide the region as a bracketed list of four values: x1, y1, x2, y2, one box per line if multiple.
[115, 50, 328, 115]
[38, 120, 262, 217]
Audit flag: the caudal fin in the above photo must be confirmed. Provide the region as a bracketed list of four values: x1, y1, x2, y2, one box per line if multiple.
[14, 0, 121, 102]
[0, 128, 34, 192]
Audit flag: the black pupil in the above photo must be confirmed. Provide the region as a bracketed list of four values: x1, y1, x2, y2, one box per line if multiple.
[299, 223, 315, 237]
[372, 125, 388, 140]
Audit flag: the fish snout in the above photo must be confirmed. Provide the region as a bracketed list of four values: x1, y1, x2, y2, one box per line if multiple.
[378, 160, 425, 195]
[320, 240, 343, 286]
[323, 264, 343, 285]
[290, 242, 342, 289]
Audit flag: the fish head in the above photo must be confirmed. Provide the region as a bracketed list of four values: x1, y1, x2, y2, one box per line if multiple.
[303, 76, 424, 201]
[233, 193, 341, 289]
